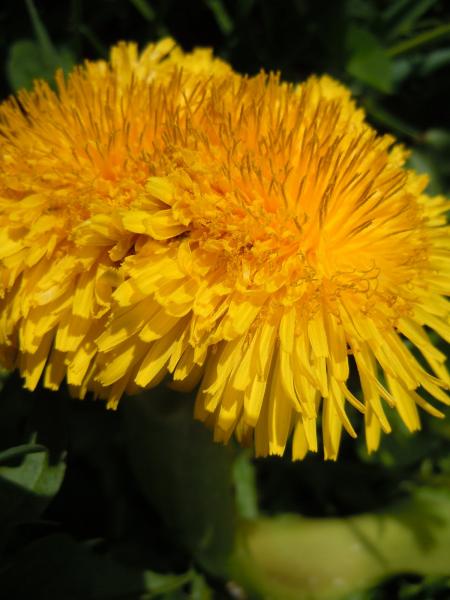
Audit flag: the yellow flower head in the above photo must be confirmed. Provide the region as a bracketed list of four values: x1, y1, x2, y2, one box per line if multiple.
[0, 40, 449, 459]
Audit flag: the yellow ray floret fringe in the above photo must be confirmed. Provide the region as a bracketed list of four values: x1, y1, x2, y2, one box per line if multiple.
[0, 39, 449, 459]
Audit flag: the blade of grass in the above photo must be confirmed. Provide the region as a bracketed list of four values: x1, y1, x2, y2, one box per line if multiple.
[363, 97, 419, 139]
[203, 0, 234, 35]
[129, 0, 156, 22]
[386, 0, 439, 38]
[387, 22, 450, 57]
[78, 24, 108, 58]
[25, 0, 56, 63]
[383, 0, 419, 21]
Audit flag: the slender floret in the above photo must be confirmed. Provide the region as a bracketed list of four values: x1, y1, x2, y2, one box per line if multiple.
[0, 40, 449, 459]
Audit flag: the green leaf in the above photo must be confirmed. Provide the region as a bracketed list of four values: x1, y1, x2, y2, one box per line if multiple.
[230, 488, 450, 600]
[143, 569, 195, 597]
[0, 445, 66, 528]
[346, 26, 393, 93]
[7, 40, 51, 90]
[190, 572, 213, 600]
[391, 57, 415, 84]
[423, 128, 450, 150]
[7, 39, 75, 91]
[0, 448, 64, 496]
[420, 47, 450, 75]
[0, 533, 193, 600]
[123, 391, 237, 577]
[0, 443, 46, 465]
[233, 450, 258, 519]
[407, 149, 443, 194]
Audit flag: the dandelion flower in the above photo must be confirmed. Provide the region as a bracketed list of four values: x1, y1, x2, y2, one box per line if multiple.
[0, 40, 449, 459]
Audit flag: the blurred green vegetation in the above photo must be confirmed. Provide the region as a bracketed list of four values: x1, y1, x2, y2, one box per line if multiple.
[0, 0, 450, 598]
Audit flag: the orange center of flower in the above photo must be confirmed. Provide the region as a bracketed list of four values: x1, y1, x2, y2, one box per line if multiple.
[151, 75, 429, 326]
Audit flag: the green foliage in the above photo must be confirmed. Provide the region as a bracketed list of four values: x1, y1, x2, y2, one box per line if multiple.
[346, 26, 394, 92]
[6, 1, 74, 90]
[0, 443, 66, 530]
[0, 533, 194, 600]
[7, 39, 74, 91]
[232, 450, 259, 519]
[1, 534, 112, 599]
[0, 377, 219, 599]
[123, 392, 237, 577]
[203, 0, 234, 35]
